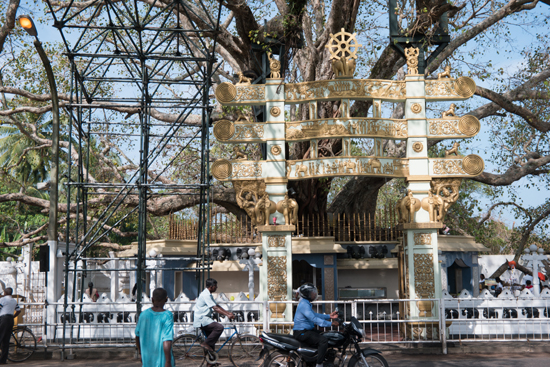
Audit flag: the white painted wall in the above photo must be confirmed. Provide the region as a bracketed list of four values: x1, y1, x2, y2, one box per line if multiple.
[337, 269, 399, 299]
[209, 271, 259, 298]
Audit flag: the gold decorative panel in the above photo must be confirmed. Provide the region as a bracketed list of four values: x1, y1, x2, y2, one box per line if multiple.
[414, 254, 435, 299]
[213, 120, 235, 141]
[233, 124, 264, 139]
[458, 115, 480, 136]
[432, 159, 466, 175]
[455, 77, 476, 98]
[284, 80, 406, 103]
[211, 159, 232, 180]
[428, 116, 480, 138]
[462, 154, 484, 175]
[214, 82, 237, 103]
[287, 157, 408, 179]
[267, 235, 285, 247]
[413, 233, 432, 246]
[232, 162, 262, 179]
[267, 256, 287, 299]
[286, 118, 408, 140]
[425, 77, 476, 99]
[235, 85, 265, 101]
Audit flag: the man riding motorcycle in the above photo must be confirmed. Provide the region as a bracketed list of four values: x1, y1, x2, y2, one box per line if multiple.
[293, 283, 339, 367]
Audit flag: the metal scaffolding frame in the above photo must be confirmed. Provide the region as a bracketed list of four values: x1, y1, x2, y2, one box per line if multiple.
[45, 0, 221, 350]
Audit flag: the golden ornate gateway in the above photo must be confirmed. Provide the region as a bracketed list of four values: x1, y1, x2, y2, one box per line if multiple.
[211, 29, 484, 322]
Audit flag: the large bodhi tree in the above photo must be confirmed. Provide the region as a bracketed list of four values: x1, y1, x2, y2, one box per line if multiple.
[0, 0, 548, 249]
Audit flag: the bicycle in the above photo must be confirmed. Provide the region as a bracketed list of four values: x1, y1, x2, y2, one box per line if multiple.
[5, 325, 37, 362]
[173, 315, 262, 367]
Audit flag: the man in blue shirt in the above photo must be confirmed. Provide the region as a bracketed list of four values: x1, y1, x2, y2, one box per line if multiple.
[293, 283, 338, 367]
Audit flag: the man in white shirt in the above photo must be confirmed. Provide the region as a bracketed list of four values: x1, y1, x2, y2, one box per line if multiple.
[193, 278, 234, 357]
[0, 288, 21, 364]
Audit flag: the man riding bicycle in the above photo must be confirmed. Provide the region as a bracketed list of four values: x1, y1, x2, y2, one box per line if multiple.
[293, 283, 339, 367]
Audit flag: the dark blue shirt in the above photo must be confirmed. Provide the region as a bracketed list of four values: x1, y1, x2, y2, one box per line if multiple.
[293, 298, 331, 331]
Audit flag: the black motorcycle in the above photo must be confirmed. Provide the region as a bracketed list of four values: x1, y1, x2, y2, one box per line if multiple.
[259, 317, 388, 367]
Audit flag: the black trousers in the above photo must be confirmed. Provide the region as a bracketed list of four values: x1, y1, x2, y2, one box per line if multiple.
[0, 315, 14, 363]
[294, 329, 328, 365]
[201, 322, 224, 351]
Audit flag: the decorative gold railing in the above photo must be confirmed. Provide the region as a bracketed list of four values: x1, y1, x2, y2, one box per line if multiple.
[169, 207, 402, 244]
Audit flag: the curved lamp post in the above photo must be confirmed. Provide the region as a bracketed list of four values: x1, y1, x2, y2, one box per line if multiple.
[19, 15, 60, 338]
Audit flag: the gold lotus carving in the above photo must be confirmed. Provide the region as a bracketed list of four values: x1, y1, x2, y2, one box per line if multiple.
[412, 142, 423, 152]
[270, 106, 281, 117]
[270, 145, 282, 155]
[411, 103, 422, 114]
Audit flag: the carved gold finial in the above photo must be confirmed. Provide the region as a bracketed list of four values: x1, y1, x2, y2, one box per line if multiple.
[236, 72, 252, 85]
[442, 103, 456, 118]
[445, 142, 460, 158]
[404, 47, 419, 75]
[233, 146, 248, 160]
[437, 65, 452, 79]
[325, 28, 362, 79]
[267, 52, 281, 78]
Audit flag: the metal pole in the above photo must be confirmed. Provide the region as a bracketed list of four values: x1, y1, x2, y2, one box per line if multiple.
[34, 38, 60, 258]
[33, 38, 60, 343]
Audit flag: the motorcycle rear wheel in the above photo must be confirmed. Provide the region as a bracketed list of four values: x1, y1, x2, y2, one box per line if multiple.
[348, 353, 388, 367]
[266, 352, 298, 367]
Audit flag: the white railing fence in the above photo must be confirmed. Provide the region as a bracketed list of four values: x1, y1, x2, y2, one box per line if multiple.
[15, 291, 550, 353]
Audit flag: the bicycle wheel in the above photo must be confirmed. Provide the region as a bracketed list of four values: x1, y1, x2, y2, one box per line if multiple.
[8, 326, 37, 362]
[266, 352, 297, 367]
[172, 334, 204, 363]
[229, 334, 263, 367]
[348, 353, 389, 367]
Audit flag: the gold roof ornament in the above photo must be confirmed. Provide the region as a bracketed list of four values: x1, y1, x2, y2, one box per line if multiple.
[325, 28, 362, 79]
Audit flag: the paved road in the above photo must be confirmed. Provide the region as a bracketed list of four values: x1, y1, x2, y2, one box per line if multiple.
[12, 353, 550, 367]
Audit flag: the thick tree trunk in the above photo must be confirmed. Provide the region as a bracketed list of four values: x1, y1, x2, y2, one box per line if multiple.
[327, 177, 387, 216]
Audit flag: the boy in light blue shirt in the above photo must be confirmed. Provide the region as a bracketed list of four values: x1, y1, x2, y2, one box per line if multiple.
[135, 288, 175, 367]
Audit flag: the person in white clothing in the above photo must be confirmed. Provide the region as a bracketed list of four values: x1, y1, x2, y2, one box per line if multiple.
[0, 288, 21, 364]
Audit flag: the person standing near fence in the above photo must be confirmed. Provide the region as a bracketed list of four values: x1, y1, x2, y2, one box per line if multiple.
[135, 288, 175, 367]
[0, 288, 21, 364]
